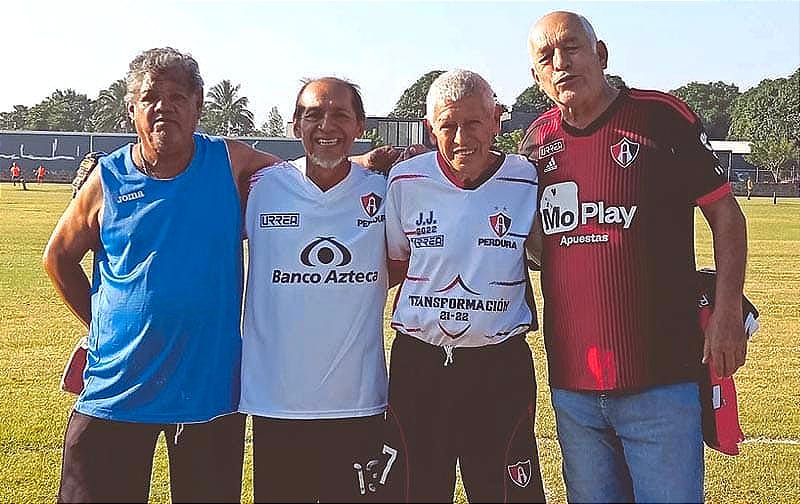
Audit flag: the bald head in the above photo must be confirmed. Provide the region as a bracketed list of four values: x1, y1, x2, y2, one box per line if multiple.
[528, 11, 598, 64]
[526, 11, 616, 125]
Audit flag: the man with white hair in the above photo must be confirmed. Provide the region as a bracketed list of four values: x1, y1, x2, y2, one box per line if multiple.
[521, 11, 748, 503]
[381, 69, 546, 502]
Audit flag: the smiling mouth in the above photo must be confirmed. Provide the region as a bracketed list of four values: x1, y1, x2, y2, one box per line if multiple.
[453, 148, 476, 156]
[316, 138, 340, 146]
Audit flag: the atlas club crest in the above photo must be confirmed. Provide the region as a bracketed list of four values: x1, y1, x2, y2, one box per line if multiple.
[489, 212, 511, 238]
[610, 137, 640, 168]
[507, 459, 532, 488]
[360, 192, 382, 217]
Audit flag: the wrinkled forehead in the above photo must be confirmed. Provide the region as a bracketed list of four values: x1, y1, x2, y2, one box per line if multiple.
[300, 81, 354, 109]
[139, 68, 196, 92]
[432, 94, 494, 123]
[530, 15, 590, 53]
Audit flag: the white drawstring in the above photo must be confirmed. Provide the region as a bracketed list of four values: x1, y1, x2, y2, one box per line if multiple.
[443, 345, 455, 367]
[174, 423, 185, 445]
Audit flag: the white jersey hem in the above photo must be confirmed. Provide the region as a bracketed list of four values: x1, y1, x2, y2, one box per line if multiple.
[239, 403, 387, 420]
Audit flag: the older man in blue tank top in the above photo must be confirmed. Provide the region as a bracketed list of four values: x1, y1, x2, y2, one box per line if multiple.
[43, 47, 283, 503]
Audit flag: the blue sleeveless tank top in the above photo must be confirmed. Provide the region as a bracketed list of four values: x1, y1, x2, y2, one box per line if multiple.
[75, 133, 243, 423]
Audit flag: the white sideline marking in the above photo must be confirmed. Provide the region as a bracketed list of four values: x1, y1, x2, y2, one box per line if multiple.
[741, 437, 800, 446]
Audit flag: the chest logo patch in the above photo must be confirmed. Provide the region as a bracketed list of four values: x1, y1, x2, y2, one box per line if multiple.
[538, 138, 564, 159]
[360, 192, 382, 217]
[610, 137, 640, 168]
[543, 157, 558, 173]
[489, 212, 511, 238]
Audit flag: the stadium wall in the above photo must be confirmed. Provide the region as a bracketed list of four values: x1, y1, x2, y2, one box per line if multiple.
[0, 130, 371, 182]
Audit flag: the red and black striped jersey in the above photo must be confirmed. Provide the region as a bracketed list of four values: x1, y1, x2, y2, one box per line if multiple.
[519, 88, 730, 391]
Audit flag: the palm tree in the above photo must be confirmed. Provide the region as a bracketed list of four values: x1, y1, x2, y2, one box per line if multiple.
[93, 79, 132, 133]
[202, 80, 255, 136]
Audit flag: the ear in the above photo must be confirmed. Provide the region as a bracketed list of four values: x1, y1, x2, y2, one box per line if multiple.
[492, 104, 503, 135]
[424, 119, 437, 147]
[293, 118, 301, 138]
[128, 102, 136, 122]
[355, 120, 365, 141]
[195, 90, 204, 115]
[597, 40, 609, 70]
[531, 67, 541, 86]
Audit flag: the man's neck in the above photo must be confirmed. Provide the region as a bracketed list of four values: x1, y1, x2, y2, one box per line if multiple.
[306, 159, 350, 192]
[138, 139, 195, 179]
[560, 85, 620, 130]
[441, 151, 502, 189]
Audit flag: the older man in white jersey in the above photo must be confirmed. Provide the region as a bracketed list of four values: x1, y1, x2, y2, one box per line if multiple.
[380, 69, 546, 503]
[240, 77, 399, 502]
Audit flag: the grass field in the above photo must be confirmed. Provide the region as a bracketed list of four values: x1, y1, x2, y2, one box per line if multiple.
[1, 182, 798, 503]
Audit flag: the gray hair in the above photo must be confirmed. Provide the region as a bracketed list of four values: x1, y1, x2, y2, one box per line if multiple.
[125, 47, 204, 104]
[425, 69, 496, 123]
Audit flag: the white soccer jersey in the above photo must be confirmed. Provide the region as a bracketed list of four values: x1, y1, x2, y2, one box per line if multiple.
[386, 151, 538, 348]
[240, 158, 388, 419]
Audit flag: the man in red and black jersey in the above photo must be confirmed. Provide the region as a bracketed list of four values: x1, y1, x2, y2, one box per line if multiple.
[520, 11, 748, 503]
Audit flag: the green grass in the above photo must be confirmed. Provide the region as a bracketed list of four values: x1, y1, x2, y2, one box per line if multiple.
[1, 183, 798, 503]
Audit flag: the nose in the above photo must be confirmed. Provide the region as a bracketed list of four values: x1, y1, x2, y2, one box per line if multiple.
[453, 125, 465, 145]
[553, 48, 571, 70]
[318, 111, 333, 131]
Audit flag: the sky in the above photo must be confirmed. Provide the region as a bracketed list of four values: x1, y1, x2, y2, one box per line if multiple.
[2, 1, 798, 127]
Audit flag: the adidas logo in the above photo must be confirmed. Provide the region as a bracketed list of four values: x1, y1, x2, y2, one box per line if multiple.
[543, 157, 558, 173]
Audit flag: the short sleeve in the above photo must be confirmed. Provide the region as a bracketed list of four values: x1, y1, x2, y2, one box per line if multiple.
[663, 100, 729, 205]
[385, 176, 410, 261]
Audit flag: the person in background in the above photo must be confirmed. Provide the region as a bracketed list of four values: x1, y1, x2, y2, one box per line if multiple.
[36, 164, 46, 184]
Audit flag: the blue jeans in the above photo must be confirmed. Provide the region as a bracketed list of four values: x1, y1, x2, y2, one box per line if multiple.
[552, 383, 703, 503]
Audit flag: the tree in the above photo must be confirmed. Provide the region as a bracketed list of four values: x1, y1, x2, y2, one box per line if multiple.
[729, 68, 799, 146]
[513, 85, 552, 115]
[202, 80, 255, 136]
[746, 137, 798, 183]
[28, 89, 94, 131]
[0, 105, 31, 130]
[605, 74, 627, 90]
[669, 81, 739, 139]
[514, 74, 627, 114]
[262, 106, 285, 137]
[494, 129, 524, 154]
[362, 129, 385, 148]
[390, 70, 445, 118]
[93, 79, 132, 133]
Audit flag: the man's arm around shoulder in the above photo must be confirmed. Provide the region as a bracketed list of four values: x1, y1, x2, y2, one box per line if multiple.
[225, 139, 283, 205]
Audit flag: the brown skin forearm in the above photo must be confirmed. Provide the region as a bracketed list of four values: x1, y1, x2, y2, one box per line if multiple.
[225, 139, 282, 206]
[43, 170, 102, 329]
[43, 253, 93, 328]
[707, 198, 747, 314]
[700, 192, 748, 377]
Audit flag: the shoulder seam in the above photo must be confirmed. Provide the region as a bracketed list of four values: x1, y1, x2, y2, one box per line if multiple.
[628, 89, 695, 123]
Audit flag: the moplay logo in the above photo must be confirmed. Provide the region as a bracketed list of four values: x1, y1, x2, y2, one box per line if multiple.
[539, 182, 638, 236]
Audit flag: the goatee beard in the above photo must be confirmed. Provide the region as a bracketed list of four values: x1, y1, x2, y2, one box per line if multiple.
[309, 153, 346, 170]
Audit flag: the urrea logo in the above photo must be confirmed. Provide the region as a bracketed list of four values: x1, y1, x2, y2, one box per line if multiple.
[300, 237, 352, 267]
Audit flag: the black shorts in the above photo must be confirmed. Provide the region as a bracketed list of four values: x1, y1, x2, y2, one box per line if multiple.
[379, 333, 545, 503]
[58, 410, 245, 503]
[252, 414, 384, 503]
